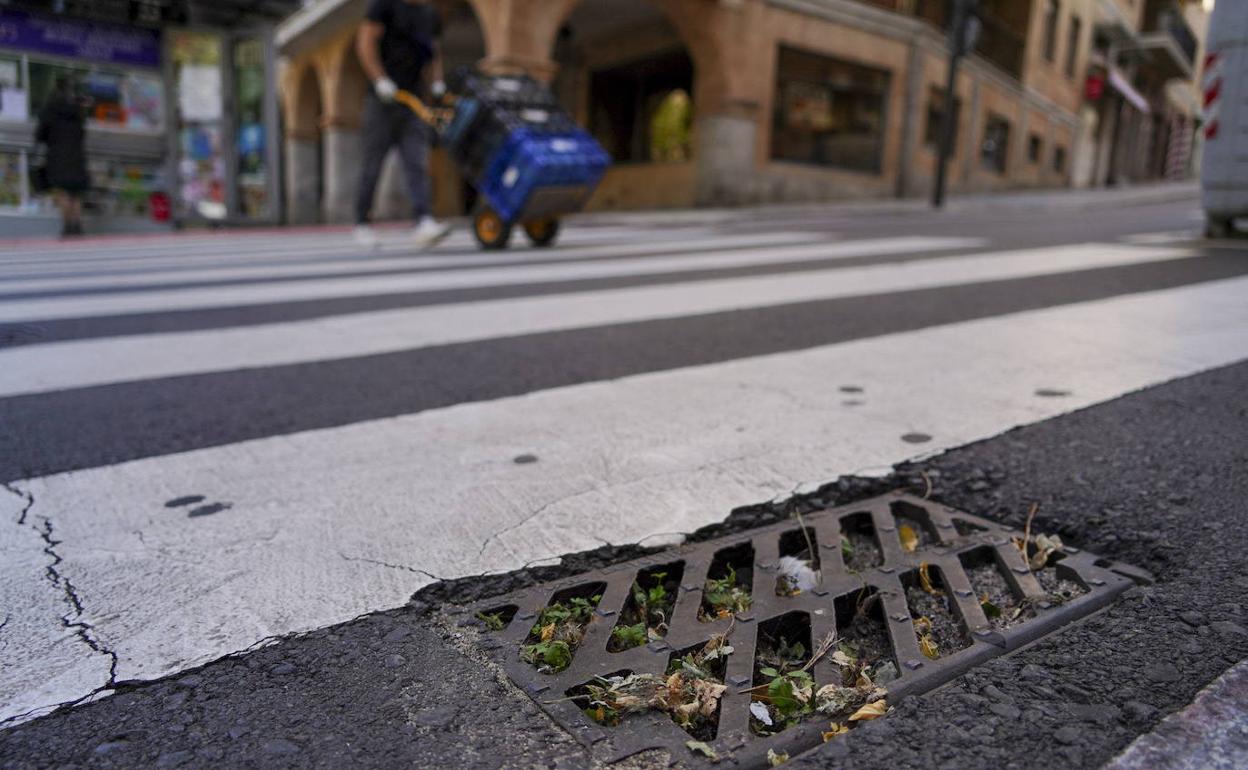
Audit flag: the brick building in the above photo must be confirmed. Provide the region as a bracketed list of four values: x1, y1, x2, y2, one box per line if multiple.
[274, 0, 1206, 223]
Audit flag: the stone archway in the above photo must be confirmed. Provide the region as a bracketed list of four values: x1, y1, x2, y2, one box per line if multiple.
[282, 63, 324, 224]
[550, 0, 763, 206]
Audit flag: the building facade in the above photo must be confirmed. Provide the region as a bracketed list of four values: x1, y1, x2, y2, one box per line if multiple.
[275, 0, 1206, 223]
[1072, 0, 1205, 189]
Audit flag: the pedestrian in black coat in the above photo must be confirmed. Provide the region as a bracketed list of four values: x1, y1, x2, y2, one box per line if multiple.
[35, 76, 89, 237]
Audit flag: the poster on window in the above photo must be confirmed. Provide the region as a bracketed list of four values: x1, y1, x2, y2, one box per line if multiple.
[178, 65, 221, 121]
[123, 74, 164, 129]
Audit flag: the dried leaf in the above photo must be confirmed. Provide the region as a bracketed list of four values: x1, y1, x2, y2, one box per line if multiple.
[830, 650, 854, 668]
[693, 679, 727, 716]
[918, 634, 939, 659]
[918, 563, 943, 596]
[767, 748, 790, 766]
[848, 699, 888, 721]
[1029, 533, 1065, 570]
[540, 623, 556, 642]
[686, 740, 719, 762]
[822, 722, 849, 741]
[898, 524, 919, 553]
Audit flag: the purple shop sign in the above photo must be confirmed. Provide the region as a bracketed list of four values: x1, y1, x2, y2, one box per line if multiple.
[0, 10, 161, 69]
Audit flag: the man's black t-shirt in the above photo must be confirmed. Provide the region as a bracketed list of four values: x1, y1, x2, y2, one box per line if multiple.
[365, 0, 441, 93]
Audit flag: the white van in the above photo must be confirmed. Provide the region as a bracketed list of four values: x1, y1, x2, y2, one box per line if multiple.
[1202, 0, 1248, 236]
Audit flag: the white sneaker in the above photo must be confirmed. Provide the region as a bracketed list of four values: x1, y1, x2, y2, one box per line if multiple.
[411, 216, 451, 250]
[353, 225, 381, 249]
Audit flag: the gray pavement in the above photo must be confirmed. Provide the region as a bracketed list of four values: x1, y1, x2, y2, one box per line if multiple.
[2, 188, 1248, 768]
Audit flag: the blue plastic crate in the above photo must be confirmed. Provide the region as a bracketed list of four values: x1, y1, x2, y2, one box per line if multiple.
[478, 129, 611, 224]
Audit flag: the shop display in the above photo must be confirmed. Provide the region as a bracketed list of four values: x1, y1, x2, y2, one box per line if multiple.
[0, 152, 22, 206]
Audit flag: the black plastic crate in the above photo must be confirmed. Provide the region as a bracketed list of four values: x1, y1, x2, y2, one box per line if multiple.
[448, 67, 559, 111]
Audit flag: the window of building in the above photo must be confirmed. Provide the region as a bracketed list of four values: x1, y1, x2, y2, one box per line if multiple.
[1065, 16, 1082, 78]
[1043, 0, 1060, 63]
[981, 113, 1011, 174]
[26, 60, 164, 130]
[1027, 133, 1042, 164]
[770, 46, 891, 174]
[588, 49, 695, 164]
[1053, 145, 1067, 173]
[924, 86, 960, 154]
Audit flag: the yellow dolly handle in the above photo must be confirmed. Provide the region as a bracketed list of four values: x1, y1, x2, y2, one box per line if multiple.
[394, 89, 455, 130]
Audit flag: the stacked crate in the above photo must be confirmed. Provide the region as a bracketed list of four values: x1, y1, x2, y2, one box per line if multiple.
[443, 68, 610, 224]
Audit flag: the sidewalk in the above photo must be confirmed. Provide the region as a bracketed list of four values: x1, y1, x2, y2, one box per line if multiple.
[571, 181, 1200, 228]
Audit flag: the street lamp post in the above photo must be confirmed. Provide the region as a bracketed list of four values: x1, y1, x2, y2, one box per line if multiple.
[933, 0, 980, 208]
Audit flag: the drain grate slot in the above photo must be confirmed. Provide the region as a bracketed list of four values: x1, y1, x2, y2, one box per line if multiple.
[459, 492, 1147, 768]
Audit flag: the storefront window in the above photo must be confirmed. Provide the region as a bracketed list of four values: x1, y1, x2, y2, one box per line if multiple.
[233, 38, 269, 218]
[981, 113, 1011, 174]
[771, 46, 890, 174]
[27, 61, 164, 129]
[170, 30, 226, 220]
[924, 86, 960, 153]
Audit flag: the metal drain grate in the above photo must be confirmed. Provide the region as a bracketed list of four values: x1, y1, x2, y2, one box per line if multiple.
[454, 492, 1149, 768]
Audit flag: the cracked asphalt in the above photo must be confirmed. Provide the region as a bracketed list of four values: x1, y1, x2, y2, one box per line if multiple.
[1, 356, 1245, 769]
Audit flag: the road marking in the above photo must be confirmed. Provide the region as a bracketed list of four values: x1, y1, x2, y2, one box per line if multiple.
[0, 225, 700, 264]
[0, 232, 825, 291]
[0, 241, 1180, 397]
[0, 236, 983, 324]
[5, 274, 1248, 724]
[1119, 230, 1201, 245]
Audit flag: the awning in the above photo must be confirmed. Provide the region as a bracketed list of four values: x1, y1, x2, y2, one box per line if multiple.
[1109, 67, 1151, 114]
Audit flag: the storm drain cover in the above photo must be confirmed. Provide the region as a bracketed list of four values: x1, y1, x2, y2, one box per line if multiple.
[455, 492, 1148, 768]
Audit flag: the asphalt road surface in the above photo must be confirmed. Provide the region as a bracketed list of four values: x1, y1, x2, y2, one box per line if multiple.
[2, 188, 1246, 768]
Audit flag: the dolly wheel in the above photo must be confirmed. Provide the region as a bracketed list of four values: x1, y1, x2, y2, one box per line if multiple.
[523, 217, 561, 248]
[473, 209, 512, 250]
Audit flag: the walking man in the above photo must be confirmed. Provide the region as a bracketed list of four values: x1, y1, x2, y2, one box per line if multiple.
[354, 0, 451, 248]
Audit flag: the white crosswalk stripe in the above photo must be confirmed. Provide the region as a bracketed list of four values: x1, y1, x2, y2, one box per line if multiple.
[0, 231, 824, 290]
[0, 235, 979, 323]
[1, 222, 1245, 727]
[0, 241, 1188, 397]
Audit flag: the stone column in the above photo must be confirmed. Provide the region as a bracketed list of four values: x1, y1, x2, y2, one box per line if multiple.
[694, 111, 758, 206]
[322, 122, 362, 224]
[284, 132, 322, 224]
[468, 0, 578, 82]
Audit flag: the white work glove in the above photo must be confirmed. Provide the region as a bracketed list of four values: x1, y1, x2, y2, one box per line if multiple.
[431, 80, 446, 99]
[373, 77, 397, 102]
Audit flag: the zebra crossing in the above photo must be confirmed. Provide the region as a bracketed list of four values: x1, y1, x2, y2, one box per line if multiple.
[3, 212, 1248, 726]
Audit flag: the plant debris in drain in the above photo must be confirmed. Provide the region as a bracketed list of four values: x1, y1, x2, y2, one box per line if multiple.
[460, 493, 1149, 768]
[521, 587, 603, 674]
[570, 633, 732, 737]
